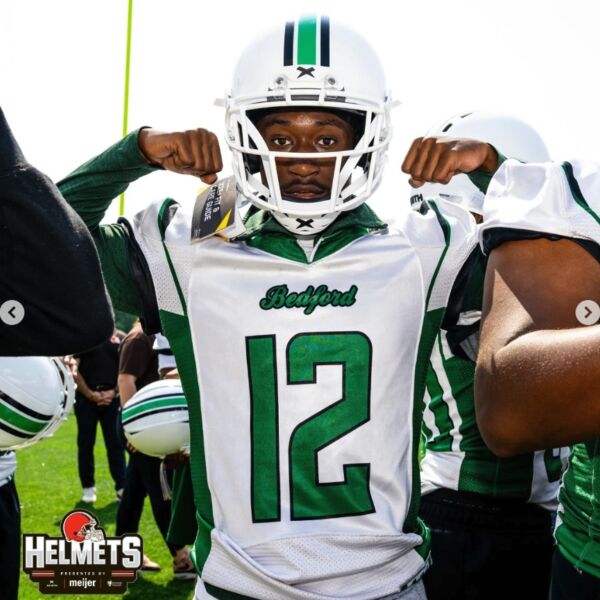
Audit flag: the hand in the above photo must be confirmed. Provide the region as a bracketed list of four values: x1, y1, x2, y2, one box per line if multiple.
[163, 368, 180, 380]
[96, 390, 115, 406]
[402, 137, 498, 188]
[63, 356, 78, 378]
[163, 450, 190, 469]
[87, 391, 103, 404]
[138, 128, 223, 184]
[126, 442, 137, 454]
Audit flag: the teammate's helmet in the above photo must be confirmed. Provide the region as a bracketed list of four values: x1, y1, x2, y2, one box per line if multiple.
[411, 112, 550, 215]
[225, 15, 392, 234]
[121, 379, 190, 458]
[62, 510, 104, 543]
[0, 357, 75, 450]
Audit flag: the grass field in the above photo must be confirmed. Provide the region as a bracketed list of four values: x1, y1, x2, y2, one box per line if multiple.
[17, 412, 196, 600]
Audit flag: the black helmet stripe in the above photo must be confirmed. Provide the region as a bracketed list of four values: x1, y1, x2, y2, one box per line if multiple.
[283, 21, 294, 66]
[283, 16, 331, 67]
[0, 391, 53, 421]
[320, 16, 330, 67]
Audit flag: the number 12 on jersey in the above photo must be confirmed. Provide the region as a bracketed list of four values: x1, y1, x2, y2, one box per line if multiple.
[245, 332, 376, 522]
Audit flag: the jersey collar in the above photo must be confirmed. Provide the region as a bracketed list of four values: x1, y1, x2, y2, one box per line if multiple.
[231, 204, 387, 264]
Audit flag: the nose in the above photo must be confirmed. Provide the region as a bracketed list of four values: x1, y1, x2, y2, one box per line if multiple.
[288, 160, 320, 178]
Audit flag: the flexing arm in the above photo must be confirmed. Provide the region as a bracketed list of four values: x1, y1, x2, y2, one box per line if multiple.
[401, 137, 500, 187]
[57, 128, 222, 320]
[476, 237, 600, 456]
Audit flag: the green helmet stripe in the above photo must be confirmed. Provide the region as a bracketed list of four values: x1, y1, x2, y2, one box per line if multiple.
[0, 400, 48, 434]
[297, 15, 317, 65]
[122, 395, 187, 421]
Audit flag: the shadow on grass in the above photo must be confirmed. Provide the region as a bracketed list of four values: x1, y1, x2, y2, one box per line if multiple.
[125, 572, 196, 599]
[52, 500, 119, 530]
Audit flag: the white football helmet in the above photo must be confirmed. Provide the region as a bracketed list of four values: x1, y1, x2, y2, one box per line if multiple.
[225, 15, 392, 234]
[121, 379, 190, 458]
[410, 112, 550, 215]
[0, 357, 75, 450]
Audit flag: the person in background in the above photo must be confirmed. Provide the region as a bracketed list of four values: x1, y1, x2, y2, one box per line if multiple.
[0, 106, 112, 356]
[73, 332, 126, 504]
[0, 450, 18, 600]
[116, 321, 194, 578]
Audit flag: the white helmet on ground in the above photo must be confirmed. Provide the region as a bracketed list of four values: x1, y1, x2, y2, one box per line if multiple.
[0, 357, 75, 450]
[410, 112, 550, 215]
[121, 379, 189, 458]
[225, 15, 392, 234]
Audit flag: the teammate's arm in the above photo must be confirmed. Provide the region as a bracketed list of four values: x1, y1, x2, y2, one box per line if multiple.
[401, 136, 500, 187]
[476, 237, 600, 456]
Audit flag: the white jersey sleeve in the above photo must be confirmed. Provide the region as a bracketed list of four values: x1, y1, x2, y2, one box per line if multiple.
[480, 159, 600, 251]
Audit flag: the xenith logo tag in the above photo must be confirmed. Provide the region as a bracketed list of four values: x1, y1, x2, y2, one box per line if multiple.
[23, 510, 142, 594]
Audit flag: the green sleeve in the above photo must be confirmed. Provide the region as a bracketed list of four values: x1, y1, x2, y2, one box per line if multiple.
[57, 130, 159, 318]
[467, 151, 507, 194]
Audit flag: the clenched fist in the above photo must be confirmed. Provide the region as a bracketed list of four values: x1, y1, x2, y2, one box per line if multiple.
[138, 128, 223, 184]
[402, 137, 498, 188]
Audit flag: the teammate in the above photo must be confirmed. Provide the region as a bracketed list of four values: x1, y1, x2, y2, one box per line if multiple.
[0, 355, 76, 600]
[0, 106, 112, 355]
[57, 16, 502, 599]
[471, 158, 600, 599]
[411, 112, 567, 600]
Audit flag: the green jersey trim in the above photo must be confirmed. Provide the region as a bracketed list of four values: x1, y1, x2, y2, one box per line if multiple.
[232, 204, 387, 264]
[405, 200, 451, 545]
[556, 438, 600, 578]
[156, 206, 215, 573]
[562, 162, 600, 227]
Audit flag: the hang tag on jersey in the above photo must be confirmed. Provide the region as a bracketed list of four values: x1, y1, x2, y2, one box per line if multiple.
[190, 176, 246, 242]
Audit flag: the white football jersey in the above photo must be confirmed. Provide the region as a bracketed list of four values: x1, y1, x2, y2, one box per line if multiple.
[130, 191, 476, 599]
[480, 159, 600, 248]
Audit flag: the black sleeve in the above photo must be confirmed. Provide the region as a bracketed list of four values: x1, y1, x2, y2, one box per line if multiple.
[0, 107, 113, 355]
[442, 247, 486, 361]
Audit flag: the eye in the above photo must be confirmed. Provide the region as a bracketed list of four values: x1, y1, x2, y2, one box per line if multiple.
[271, 136, 292, 148]
[317, 136, 338, 148]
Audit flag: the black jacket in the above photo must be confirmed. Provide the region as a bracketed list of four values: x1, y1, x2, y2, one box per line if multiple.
[0, 106, 113, 355]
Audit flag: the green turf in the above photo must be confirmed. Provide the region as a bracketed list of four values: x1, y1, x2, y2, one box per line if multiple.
[17, 412, 195, 599]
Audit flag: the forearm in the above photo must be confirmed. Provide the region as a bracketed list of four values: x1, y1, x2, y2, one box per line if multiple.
[476, 325, 600, 455]
[57, 129, 157, 231]
[118, 375, 138, 407]
[74, 371, 94, 399]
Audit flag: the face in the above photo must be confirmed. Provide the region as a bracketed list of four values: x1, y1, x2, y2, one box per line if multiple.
[255, 110, 355, 202]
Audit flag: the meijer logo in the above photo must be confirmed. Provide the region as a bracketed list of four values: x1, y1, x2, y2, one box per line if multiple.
[23, 509, 142, 594]
[259, 284, 358, 315]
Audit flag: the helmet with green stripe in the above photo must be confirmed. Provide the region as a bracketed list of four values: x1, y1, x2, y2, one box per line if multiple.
[0, 357, 75, 450]
[121, 379, 189, 458]
[225, 15, 392, 234]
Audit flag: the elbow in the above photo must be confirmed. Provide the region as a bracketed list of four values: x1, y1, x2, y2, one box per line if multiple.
[475, 362, 530, 459]
[477, 419, 524, 459]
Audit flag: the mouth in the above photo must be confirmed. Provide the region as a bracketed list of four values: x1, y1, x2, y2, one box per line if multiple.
[282, 184, 328, 201]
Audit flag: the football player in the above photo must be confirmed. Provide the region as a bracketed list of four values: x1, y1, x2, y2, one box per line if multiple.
[403, 126, 600, 598]
[56, 16, 502, 600]
[475, 158, 600, 600]
[0, 356, 75, 600]
[411, 112, 567, 600]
